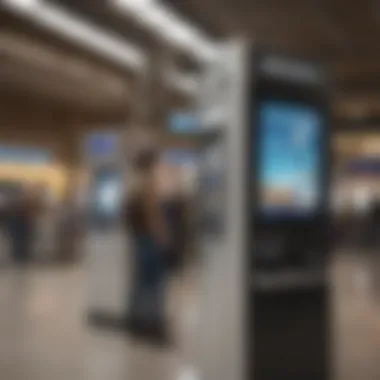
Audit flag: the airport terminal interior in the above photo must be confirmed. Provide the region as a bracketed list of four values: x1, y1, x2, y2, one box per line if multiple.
[1, 1, 380, 379]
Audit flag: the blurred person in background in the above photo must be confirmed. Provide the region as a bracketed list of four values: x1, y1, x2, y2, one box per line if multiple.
[32, 183, 52, 261]
[124, 143, 172, 345]
[368, 197, 380, 248]
[57, 184, 81, 262]
[7, 184, 41, 265]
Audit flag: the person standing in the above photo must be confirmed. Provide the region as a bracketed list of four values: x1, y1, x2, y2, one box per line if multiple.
[124, 146, 171, 344]
[57, 186, 81, 263]
[8, 185, 39, 265]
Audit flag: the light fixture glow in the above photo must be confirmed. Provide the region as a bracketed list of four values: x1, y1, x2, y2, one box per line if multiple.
[2, 0, 39, 7]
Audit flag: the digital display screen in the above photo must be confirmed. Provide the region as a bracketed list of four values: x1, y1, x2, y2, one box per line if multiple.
[91, 169, 121, 223]
[85, 133, 117, 158]
[168, 113, 199, 133]
[258, 101, 321, 219]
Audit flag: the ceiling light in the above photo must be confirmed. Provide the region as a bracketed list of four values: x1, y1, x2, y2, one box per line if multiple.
[2, 0, 38, 7]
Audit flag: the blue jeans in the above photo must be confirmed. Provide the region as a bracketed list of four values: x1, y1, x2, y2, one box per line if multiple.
[129, 235, 166, 324]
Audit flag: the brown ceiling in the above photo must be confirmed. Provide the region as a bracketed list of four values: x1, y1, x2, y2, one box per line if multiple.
[0, 3, 192, 127]
[3, 0, 380, 123]
[40, 0, 201, 71]
[39, 0, 380, 120]
[163, 0, 380, 120]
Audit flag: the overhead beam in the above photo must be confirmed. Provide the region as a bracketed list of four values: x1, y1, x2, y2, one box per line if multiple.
[337, 77, 380, 95]
[1, 0, 200, 99]
[0, 0, 146, 71]
[46, 0, 159, 51]
[111, 0, 217, 63]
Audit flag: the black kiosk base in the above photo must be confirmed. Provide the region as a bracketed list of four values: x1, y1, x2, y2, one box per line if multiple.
[252, 275, 329, 380]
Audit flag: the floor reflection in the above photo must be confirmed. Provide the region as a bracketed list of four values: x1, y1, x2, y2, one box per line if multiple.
[0, 252, 379, 379]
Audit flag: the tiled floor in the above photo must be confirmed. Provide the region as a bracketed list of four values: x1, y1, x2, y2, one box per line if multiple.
[0, 252, 379, 380]
[0, 265, 198, 380]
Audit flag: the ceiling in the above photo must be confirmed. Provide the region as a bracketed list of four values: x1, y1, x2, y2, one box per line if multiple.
[0, 1, 193, 125]
[163, 0, 380, 121]
[1, 0, 380, 124]
[43, 0, 205, 70]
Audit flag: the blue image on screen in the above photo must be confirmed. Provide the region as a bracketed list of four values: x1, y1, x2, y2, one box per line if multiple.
[91, 169, 121, 224]
[85, 133, 117, 158]
[258, 101, 321, 219]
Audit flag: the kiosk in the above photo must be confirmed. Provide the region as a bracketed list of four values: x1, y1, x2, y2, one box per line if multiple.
[196, 41, 331, 380]
[84, 131, 131, 326]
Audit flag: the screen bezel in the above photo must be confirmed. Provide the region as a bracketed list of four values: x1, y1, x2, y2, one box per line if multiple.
[249, 78, 330, 228]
